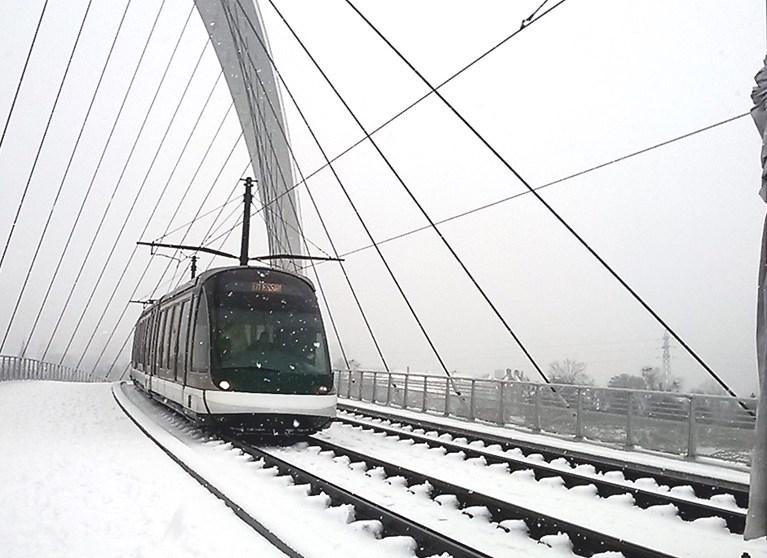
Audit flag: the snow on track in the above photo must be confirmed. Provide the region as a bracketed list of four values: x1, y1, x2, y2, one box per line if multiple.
[340, 411, 746, 516]
[317, 420, 767, 558]
[116, 382, 426, 558]
[339, 399, 750, 487]
[266, 442, 584, 558]
[0, 381, 287, 558]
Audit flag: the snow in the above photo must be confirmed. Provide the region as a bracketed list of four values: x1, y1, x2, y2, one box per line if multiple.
[115, 382, 426, 558]
[339, 398, 751, 486]
[0, 381, 287, 558]
[270, 442, 578, 557]
[317, 420, 767, 558]
[3, 379, 763, 558]
[340, 411, 747, 512]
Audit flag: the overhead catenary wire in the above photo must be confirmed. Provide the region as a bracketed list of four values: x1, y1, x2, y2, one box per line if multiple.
[88, 109, 239, 377]
[168, 162, 251, 289]
[202, 193, 247, 245]
[343, 0, 744, 401]
[41, 4, 196, 363]
[230, 0, 569, 231]
[162, 136, 245, 290]
[153, 192, 241, 244]
[237, 0, 451, 376]
[0, 0, 93, 276]
[107, 0, 564, 380]
[223, 4, 292, 265]
[307, 112, 752, 264]
[223, 3, 393, 371]
[11, 0, 134, 357]
[263, 0, 548, 383]
[106, 155, 251, 380]
[522, 0, 552, 27]
[25, 0, 168, 360]
[221, 5, 352, 368]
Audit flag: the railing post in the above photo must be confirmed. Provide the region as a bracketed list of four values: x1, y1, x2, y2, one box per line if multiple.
[422, 376, 428, 411]
[444, 377, 450, 416]
[575, 387, 584, 439]
[346, 370, 353, 399]
[403, 374, 409, 409]
[386, 374, 392, 406]
[358, 371, 365, 400]
[469, 379, 476, 421]
[687, 395, 698, 458]
[625, 391, 635, 448]
[371, 371, 377, 403]
[497, 381, 505, 425]
[533, 384, 542, 431]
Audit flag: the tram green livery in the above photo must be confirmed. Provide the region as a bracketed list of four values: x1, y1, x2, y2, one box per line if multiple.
[129, 266, 336, 434]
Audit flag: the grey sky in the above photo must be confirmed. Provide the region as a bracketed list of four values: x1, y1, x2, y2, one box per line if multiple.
[0, 0, 764, 395]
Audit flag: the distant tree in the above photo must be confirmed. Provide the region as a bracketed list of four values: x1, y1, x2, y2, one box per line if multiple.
[640, 366, 662, 390]
[548, 359, 592, 385]
[608, 373, 647, 390]
[641, 366, 680, 392]
[503, 368, 529, 382]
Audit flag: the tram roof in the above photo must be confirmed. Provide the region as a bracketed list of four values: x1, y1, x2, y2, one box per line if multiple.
[146, 265, 315, 312]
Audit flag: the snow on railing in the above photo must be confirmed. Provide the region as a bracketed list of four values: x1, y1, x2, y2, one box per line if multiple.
[0, 355, 94, 383]
[335, 369, 757, 465]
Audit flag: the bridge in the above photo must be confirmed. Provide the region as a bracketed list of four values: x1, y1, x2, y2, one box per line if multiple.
[0, 1, 765, 555]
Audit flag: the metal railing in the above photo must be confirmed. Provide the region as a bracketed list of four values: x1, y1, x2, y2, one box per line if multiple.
[0, 355, 93, 383]
[335, 369, 757, 465]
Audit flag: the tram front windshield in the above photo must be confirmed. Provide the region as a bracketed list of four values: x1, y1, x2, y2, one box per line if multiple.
[210, 270, 330, 376]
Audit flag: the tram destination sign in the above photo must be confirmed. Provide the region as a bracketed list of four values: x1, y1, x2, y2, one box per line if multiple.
[251, 282, 283, 294]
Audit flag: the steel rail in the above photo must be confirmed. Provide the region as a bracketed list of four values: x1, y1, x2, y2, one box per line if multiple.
[338, 403, 750, 507]
[335, 414, 746, 533]
[223, 436, 491, 558]
[304, 437, 675, 558]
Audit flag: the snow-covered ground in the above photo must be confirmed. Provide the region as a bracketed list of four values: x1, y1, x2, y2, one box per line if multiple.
[3, 380, 764, 558]
[339, 398, 751, 487]
[115, 381, 426, 558]
[0, 381, 287, 558]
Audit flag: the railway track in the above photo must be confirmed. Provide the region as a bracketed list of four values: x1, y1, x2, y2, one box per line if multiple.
[334, 411, 747, 534]
[115, 384, 757, 558]
[224, 436, 494, 558]
[112, 385, 303, 558]
[338, 402, 749, 507]
[115, 383, 495, 558]
[294, 435, 676, 558]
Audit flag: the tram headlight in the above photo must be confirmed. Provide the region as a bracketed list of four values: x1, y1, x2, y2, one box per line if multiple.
[315, 385, 333, 395]
[219, 380, 231, 390]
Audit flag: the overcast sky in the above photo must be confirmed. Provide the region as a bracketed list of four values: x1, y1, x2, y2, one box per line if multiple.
[0, 0, 765, 394]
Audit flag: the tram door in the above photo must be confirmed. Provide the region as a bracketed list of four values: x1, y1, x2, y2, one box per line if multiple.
[148, 308, 162, 392]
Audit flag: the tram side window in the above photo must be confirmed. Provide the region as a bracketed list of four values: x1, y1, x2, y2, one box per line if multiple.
[191, 296, 210, 371]
[133, 322, 142, 368]
[144, 315, 155, 371]
[140, 321, 148, 368]
[156, 310, 168, 370]
[176, 301, 190, 379]
[140, 321, 147, 368]
[166, 306, 178, 371]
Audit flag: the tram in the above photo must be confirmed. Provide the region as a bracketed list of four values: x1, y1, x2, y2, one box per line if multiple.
[129, 266, 336, 434]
